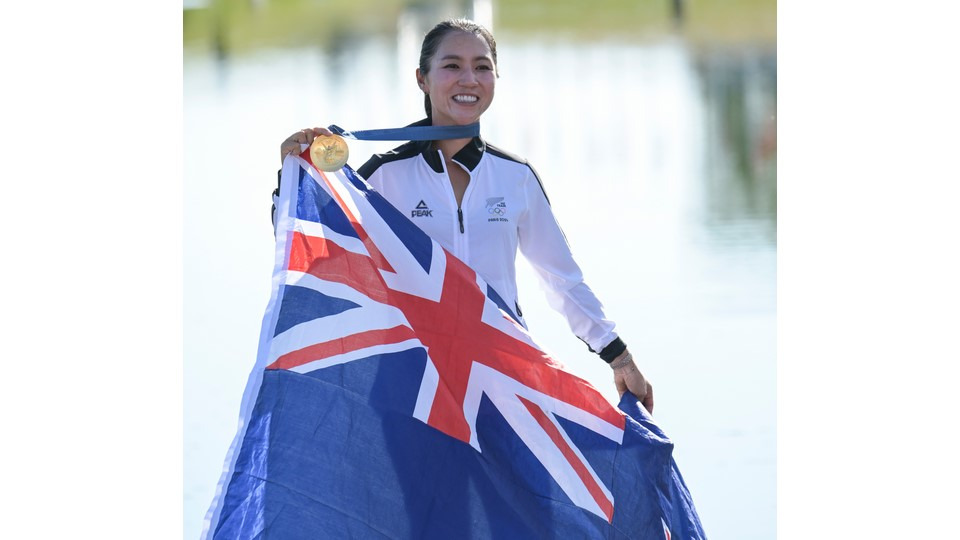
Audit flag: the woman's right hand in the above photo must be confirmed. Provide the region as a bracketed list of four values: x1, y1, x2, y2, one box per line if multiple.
[280, 127, 333, 164]
[610, 349, 654, 414]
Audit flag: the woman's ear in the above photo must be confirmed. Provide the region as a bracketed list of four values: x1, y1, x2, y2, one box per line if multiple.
[415, 68, 427, 93]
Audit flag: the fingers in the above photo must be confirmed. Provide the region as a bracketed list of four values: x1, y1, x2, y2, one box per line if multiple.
[299, 127, 332, 140]
[297, 127, 327, 141]
[642, 381, 654, 414]
[280, 127, 329, 163]
[612, 363, 655, 414]
[614, 374, 627, 398]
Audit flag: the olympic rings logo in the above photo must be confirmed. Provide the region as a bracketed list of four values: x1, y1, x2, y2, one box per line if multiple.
[488, 207, 506, 216]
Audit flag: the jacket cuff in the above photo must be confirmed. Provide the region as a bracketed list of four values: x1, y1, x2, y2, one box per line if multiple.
[597, 337, 627, 363]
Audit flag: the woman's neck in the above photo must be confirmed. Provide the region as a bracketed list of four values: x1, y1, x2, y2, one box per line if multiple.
[432, 137, 472, 161]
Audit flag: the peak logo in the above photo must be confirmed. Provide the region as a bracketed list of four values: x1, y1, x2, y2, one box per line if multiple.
[411, 200, 433, 218]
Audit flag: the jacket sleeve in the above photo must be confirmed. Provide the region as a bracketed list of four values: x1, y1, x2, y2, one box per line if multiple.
[271, 169, 281, 232]
[516, 167, 626, 362]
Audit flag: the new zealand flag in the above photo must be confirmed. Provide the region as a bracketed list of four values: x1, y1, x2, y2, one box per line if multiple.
[203, 150, 706, 539]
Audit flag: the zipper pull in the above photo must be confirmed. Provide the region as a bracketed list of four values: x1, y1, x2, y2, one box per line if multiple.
[457, 208, 465, 233]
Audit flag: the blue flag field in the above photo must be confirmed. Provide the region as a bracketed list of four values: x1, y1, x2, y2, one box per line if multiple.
[203, 149, 706, 539]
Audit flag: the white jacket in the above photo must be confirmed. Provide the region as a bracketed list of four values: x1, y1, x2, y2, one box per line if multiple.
[354, 134, 623, 360]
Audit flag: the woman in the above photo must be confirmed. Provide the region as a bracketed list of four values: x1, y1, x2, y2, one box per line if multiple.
[279, 19, 653, 413]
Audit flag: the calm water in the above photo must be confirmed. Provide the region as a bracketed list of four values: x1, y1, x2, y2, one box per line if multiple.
[184, 26, 776, 539]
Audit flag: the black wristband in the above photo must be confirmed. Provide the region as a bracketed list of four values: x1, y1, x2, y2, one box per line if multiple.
[598, 337, 627, 363]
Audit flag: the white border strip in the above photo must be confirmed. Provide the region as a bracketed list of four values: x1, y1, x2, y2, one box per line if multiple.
[200, 156, 303, 538]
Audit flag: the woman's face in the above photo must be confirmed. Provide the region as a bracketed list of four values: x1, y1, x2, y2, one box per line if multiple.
[417, 31, 497, 126]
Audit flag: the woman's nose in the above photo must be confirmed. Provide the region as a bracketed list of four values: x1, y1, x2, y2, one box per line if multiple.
[459, 69, 478, 85]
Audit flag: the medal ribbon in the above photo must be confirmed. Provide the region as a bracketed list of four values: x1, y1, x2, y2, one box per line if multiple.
[328, 122, 480, 141]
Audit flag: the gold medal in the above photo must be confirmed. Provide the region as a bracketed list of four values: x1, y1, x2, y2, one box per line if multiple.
[309, 134, 349, 172]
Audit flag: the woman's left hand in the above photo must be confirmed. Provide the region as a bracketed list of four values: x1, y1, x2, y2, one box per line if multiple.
[280, 127, 332, 164]
[610, 350, 654, 414]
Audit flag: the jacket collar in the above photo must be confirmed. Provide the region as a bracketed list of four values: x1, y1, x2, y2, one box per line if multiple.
[406, 118, 486, 174]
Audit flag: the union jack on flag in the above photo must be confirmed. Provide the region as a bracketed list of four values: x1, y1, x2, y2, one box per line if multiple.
[203, 150, 706, 539]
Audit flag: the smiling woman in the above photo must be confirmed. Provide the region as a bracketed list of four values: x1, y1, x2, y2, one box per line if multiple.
[277, 18, 654, 408]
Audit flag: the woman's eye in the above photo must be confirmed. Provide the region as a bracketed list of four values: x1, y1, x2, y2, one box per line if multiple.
[477, 65, 492, 71]
[444, 64, 459, 69]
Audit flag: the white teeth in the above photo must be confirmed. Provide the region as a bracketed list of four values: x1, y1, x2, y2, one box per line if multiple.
[453, 95, 478, 103]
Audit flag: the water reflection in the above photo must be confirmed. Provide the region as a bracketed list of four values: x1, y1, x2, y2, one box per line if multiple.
[695, 46, 777, 244]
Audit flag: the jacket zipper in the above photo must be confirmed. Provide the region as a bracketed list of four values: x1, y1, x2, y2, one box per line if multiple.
[457, 207, 465, 234]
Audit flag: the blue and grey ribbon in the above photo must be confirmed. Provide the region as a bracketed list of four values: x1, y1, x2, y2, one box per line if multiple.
[328, 122, 480, 141]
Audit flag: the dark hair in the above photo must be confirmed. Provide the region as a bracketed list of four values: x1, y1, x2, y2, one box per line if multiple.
[418, 18, 499, 119]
